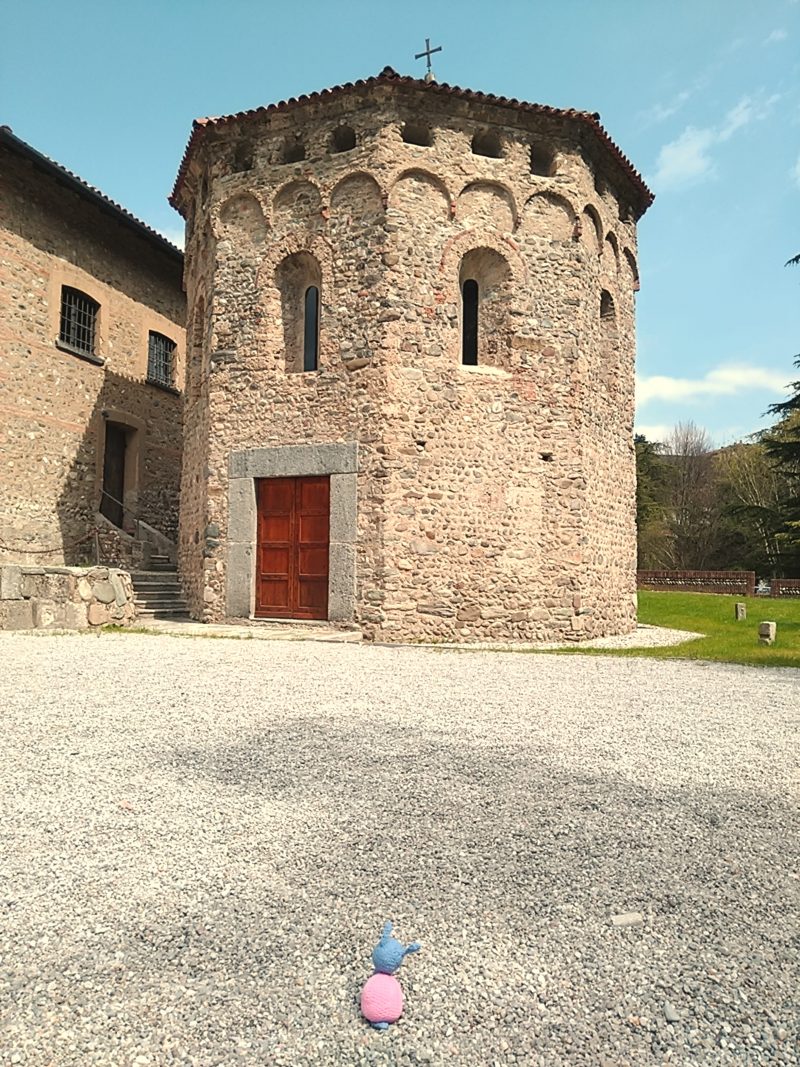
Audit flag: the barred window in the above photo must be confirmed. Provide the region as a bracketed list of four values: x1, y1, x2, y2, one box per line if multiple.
[59, 286, 99, 356]
[147, 331, 176, 388]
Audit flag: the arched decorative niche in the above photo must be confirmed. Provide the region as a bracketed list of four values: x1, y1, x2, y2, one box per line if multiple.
[471, 129, 504, 159]
[530, 143, 557, 176]
[458, 247, 514, 367]
[581, 204, 603, 256]
[603, 232, 620, 274]
[217, 193, 267, 243]
[521, 191, 576, 241]
[600, 289, 617, 325]
[331, 125, 357, 153]
[330, 172, 383, 224]
[388, 168, 451, 221]
[456, 181, 517, 233]
[275, 252, 323, 373]
[187, 294, 206, 399]
[273, 180, 323, 231]
[623, 248, 640, 291]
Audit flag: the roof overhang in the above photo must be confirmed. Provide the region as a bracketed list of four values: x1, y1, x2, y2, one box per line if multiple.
[169, 66, 653, 219]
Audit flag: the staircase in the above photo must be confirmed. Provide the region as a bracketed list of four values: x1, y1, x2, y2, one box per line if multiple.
[132, 555, 190, 621]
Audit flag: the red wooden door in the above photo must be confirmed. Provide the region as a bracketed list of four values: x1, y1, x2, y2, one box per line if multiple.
[255, 476, 329, 620]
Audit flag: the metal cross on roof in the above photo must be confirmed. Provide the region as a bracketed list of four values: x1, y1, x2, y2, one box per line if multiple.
[414, 38, 442, 83]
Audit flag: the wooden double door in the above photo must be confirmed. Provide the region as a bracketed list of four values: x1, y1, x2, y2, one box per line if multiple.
[255, 476, 330, 620]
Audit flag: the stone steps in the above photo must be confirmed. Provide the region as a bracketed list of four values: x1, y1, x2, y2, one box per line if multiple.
[132, 564, 190, 621]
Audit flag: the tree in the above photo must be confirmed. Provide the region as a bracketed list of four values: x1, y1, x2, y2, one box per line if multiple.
[761, 377, 800, 572]
[714, 441, 787, 574]
[634, 434, 671, 568]
[661, 421, 724, 569]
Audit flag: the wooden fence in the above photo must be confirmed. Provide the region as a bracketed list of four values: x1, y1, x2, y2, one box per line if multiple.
[637, 570, 756, 597]
[770, 578, 800, 597]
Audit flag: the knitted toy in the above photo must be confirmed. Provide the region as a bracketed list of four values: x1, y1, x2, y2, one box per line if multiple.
[360, 921, 421, 1030]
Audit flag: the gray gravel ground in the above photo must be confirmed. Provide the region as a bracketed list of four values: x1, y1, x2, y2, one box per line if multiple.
[0, 633, 798, 1067]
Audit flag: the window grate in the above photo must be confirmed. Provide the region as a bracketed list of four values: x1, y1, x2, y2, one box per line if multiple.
[60, 286, 99, 356]
[147, 331, 176, 387]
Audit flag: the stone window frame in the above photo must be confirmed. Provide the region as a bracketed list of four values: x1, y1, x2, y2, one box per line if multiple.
[48, 267, 106, 366]
[227, 443, 358, 623]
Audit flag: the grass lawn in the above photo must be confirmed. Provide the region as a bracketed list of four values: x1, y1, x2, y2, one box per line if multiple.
[593, 590, 800, 669]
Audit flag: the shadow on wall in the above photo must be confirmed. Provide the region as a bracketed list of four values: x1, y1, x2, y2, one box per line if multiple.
[54, 367, 183, 566]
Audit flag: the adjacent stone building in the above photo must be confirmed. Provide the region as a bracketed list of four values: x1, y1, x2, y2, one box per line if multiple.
[0, 127, 186, 568]
[170, 67, 653, 642]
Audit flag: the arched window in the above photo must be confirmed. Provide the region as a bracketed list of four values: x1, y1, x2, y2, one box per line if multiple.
[283, 137, 306, 164]
[401, 123, 432, 147]
[461, 279, 479, 366]
[530, 144, 556, 176]
[276, 252, 322, 373]
[458, 248, 513, 367]
[303, 286, 319, 371]
[232, 142, 253, 172]
[471, 130, 503, 158]
[331, 125, 356, 153]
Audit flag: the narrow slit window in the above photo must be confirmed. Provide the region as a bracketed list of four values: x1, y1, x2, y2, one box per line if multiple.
[462, 279, 479, 366]
[59, 286, 99, 356]
[303, 286, 319, 371]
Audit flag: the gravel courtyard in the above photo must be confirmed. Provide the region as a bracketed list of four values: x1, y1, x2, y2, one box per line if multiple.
[1, 634, 797, 1067]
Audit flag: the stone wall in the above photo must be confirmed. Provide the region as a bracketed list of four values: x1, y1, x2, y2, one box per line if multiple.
[173, 76, 647, 641]
[0, 564, 137, 630]
[0, 138, 186, 566]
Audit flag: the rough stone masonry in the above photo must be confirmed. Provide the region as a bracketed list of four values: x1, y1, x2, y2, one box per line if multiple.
[170, 67, 653, 642]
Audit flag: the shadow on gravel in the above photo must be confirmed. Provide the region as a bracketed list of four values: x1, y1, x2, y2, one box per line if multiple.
[142, 718, 800, 1061]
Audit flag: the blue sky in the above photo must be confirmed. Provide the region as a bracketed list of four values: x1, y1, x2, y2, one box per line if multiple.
[3, 0, 799, 445]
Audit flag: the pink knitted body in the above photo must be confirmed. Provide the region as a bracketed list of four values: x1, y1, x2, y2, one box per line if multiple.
[360, 973, 404, 1025]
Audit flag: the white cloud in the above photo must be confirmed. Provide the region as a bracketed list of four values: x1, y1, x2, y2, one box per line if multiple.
[651, 92, 780, 191]
[641, 89, 693, 126]
[764, 28, 788, 43]
[634, 423, 672, 442]
[651, 127, 716, 189]
[637, 365, 791, 406]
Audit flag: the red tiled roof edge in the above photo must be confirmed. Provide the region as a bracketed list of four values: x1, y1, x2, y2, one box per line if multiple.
[169, 66, 653, 216]
[1, 126, 183, 263]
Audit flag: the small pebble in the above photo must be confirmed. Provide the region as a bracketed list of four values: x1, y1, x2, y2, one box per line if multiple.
[612, 912, 644, 928]
[664, 1002, 680, 1024]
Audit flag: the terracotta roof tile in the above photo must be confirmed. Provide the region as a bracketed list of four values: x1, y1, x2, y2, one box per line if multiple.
[169, 66, 653, 215]
[1, 125, 183, 263]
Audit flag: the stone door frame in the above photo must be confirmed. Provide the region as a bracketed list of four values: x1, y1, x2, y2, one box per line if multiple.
[226, 442, 357, 622]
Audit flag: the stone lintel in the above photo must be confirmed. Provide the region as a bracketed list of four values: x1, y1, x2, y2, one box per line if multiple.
[229, 442, 358, 479]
